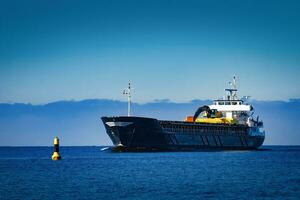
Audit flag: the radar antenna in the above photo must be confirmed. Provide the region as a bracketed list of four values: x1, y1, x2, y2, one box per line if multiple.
[123, 81, 132, 116]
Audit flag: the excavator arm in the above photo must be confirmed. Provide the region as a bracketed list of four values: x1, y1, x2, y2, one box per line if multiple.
[193, 106, 212, 121]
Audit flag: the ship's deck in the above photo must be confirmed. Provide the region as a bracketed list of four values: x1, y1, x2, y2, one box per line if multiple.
[158, 119, 248, 127]
[158, 120, 249, 135]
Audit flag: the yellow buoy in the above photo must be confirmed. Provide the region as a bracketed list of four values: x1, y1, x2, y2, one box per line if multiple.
[52, 137, 61, 160]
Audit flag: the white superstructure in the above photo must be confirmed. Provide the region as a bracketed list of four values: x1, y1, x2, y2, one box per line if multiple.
[208, 77, 264, 133]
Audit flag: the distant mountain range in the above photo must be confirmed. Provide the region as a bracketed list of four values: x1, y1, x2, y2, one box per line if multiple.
[1, 99, 300, 146]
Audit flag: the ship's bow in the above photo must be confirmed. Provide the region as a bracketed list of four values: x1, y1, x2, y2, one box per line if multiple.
[101, 116, 166, 151]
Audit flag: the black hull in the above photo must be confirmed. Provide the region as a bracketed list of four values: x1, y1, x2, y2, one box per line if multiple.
[101, 116, 265, 152]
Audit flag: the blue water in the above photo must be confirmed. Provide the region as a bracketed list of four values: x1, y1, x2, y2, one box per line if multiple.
[0, 146, 300, 200]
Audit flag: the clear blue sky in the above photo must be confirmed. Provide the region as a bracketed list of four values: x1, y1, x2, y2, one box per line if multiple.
[1, 0, 300, 104]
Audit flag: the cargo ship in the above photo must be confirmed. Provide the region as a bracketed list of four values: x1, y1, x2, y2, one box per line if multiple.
[101, 77, 265, 151]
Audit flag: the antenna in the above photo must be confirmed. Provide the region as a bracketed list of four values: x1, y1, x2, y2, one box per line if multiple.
[232, 76, 237, 100]
[233, 76, 237, 90]
[123, 81, 132, 116]
[225, 76, 238, 100]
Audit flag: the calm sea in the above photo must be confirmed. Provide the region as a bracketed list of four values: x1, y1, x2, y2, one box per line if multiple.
[0, 146, 299, 200]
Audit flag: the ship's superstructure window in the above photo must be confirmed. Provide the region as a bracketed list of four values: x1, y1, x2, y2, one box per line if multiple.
[215, 100, 244, 105]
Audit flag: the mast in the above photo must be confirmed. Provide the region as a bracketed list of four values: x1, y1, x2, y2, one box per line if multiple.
[225, 76, 238, 100]
[232, 76, 237, 100]
[123, 81, 132, 116]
